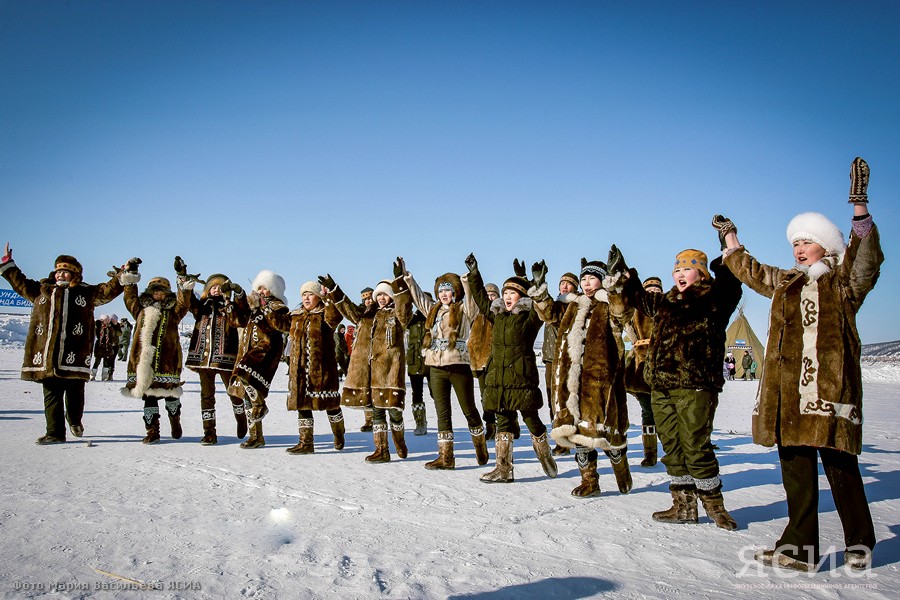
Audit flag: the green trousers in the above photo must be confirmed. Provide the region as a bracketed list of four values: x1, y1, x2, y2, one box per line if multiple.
[651, 388, 720, 487]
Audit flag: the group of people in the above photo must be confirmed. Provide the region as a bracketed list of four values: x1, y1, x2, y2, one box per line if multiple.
[88, 313, 132, 381]
[1, 158, 881, 573]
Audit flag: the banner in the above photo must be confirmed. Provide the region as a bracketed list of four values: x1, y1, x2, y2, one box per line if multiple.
[0, 289, 33, 308]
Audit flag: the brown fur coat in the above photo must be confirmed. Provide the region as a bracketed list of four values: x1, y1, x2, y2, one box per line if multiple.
[185, 294, 239, 375]
[531, 283, 629, 451]
[122, 282, 191, 399]
[268, 300, 342, 411]
[724, 220, 882, 454]
[0, 260, 122, 382]
[461, 273, 492, 373]
[333, 277, 411, 410]
[226, 292, 287, 402]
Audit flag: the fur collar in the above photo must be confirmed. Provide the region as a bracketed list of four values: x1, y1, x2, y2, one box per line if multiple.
[664, 280, 711, 302]
[423, 301, 462, 348]
[139, 292, 177, 309]
[489, 296, 533, 315]
[796, 255, 838, 280]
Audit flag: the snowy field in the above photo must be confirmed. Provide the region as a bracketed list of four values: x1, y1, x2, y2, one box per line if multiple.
[0, 327, 898, 598]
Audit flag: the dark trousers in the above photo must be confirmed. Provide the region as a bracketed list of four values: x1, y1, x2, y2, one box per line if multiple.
[636, 392, 655, 427]
[373, 406, 404, 426]
[495, 409, 546, 437]
[409, 370, 431, 405]
[198, 370, 235, 415]
[298, 408, 342, 420]
[475, 371, 496, 425]
[42, 377, 85, 438]
[652, 389, 719, 483]
[543, 362, 555, 420]
[428, 364, 481, 431]
[776, 444, 876, 562]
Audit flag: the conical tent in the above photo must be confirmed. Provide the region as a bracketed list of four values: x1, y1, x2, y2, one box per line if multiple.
[725, 309, 765, 379]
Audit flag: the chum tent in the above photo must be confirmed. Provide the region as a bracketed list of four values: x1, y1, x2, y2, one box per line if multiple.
[725, 308, 765, 379]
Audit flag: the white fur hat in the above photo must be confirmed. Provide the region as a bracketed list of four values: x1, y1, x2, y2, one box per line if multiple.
[300, 280, 323, 299]
[786, 212, 846, 259]
[373, 280, 394, 301]
[251, 270, 288, 304]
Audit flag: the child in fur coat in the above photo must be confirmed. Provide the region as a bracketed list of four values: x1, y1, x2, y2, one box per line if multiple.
[122, 261, 193, 444]
[464, 254, 557, 484]
[223, 270, 290, 449]
[604, 242, 741, 529]
[717, 157, 882, 571]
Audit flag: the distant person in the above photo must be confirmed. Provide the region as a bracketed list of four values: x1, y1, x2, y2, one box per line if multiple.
[90, 314, 118, 381]
[0, 244, 128, 444]
[334, 324, 350, 380]
[107, 314, 122, 380]
[741, 350, 753, 381]
[117, 317, 133, 361]
[717, 157, 882, 571]
[724, 353, 736, 381]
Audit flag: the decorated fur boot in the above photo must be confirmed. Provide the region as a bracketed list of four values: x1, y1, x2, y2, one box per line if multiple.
[391, 422, 408, 459]
[286, 418, 315, 454]
[232, 400, 248, 439]
[424, 431, 455, 470]
[165, 399, 183, 440]
[412, 403, 427, 436]
[200, 414, 217, 446]
[470, 426, 490, 466]
[329, 412, 346, 450]
[240, 421, 265, 449]
[652, 483, 699, 524]
[142, 408, 161, 445]
[640, 425, 658, 468]
[360, 408, 374, 433]
[571, 448, 601, 498]
[605, 447, 633, 494]
[698, 484, 738, 530]
[480, 431, 514, 483]
[532, 432, 558, 478]
[365, 424, 391, 463]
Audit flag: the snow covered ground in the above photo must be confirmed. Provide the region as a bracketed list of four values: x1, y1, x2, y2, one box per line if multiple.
[0, 336, 897, 598]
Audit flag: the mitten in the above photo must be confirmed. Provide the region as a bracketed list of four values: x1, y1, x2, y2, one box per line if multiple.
[849, 157, 869, 203]
[513, 259, 526, 278]
[174, 256, 188, 277]
[464, 253, 478, 274]
[318, 274, 336, 291]
[2, 243, 11, 264]
[247, 291, 261, 310]
[606, 244, 628, 276]
[531, 260, 547, 289]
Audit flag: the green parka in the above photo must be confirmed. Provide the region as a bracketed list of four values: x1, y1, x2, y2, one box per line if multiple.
[468, 269, 543, 412]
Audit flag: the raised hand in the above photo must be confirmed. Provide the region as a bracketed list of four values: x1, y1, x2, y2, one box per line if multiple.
[531, 260, 547, 288]
[318, 273, 336, 291]
[1, 243, 11, 263]
[174, 256, 188, 277]
[393, 258, 403, 278]
[849, 157, 869, 203]
[125, 257, 142, 272]
[607, 244, 627, 275]
[513, 259, 526, 278]
[464, 253, 478, 273]
[107, 265, 123, 278]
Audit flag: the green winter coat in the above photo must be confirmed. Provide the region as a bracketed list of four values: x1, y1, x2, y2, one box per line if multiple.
[469, 269, 543, 412]
[406, 310, 428, 376]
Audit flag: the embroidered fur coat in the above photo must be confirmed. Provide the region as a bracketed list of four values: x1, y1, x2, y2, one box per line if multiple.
[122, 281, 191, 399]
[268, 299, 343, 412]
[0, 260, 122, 382]
[185, 293, 239, 375]
[332, 277, 412, 410]
[530, 283, 629, 451]
[723, 219, 882, 454]
[461, 273, 493, 374]
[225, 292, 287, 403]
[404, 272, 475, 368]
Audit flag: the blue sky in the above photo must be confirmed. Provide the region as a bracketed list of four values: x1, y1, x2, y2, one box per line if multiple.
[1, 0, 898, 343]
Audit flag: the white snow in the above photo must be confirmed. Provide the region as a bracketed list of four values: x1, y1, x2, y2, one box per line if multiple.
[0, 313, 897, 598]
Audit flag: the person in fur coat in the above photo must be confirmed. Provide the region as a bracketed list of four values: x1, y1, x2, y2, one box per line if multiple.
[403, 260, 489, 470]
[717, 157, 882, 572]
[604, 242, 741, 530]
[529, 258, 632, 497]
[541, 271, 579, 456]
[267, 279, 345, 455]
[461, 276, 500, 440]
[323, 260, 412, 462]
[0, 245, 128, 443]
[180, 257, 244, 446]
[90, 314, 119, 381]
[122, 264, 193, 444]
[465, 254, 558, 484]
[223, 270, 289, 449]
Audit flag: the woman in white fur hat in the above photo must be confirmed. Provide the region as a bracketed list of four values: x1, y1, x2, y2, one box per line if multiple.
[222, 270, 290, 449]
[717, 157, 883, 572]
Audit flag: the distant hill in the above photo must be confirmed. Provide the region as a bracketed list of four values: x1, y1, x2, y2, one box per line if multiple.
[861, 340, 900, 361]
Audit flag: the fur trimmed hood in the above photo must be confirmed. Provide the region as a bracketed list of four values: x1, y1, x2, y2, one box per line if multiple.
[252, 270, 288, 305]
[433, 272, 464, 302]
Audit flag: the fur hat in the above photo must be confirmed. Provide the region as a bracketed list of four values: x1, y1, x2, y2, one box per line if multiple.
[202, 273, 229, 299]
[373, 280, 394, 301]
[300, 280, 324, 299]
[252, 270, 288, 304]
[580, 260, 607, 280]
[51, 254, 83, 284]
[109, 314, 119, 323]
[559, 272, 579, 290]
[786, 212, 846, 259]
[643, 276, 664, 292]
[502, 276, 530, 297]
[360, 287, 374, 301]
[433, 273, 464, 302]
[485, 283, 501, 298]
[146, 277, 172, 294]
[674, 249, 710, 280]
